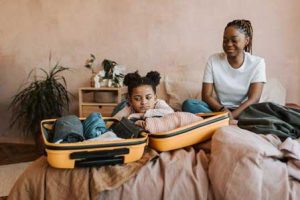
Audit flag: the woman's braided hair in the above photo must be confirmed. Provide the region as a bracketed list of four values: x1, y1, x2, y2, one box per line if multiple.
[225, 19, 253, 54]
[123, 71, 161, 96]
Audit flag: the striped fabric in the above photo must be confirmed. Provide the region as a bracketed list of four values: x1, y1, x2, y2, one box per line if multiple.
[145, 112, 203, 134]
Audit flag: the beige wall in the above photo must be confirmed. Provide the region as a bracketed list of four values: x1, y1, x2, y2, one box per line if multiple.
[1, 0, 299, 137]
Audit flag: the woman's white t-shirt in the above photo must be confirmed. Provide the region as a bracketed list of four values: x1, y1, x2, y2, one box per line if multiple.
[203, 52, 266, 108]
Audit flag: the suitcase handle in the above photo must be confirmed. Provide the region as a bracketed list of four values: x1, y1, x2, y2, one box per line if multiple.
[70, 148, 129, 160]
[75, 156, 124, 167]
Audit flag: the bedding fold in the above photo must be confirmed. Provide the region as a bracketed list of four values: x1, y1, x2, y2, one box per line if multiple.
[99, 145, 213, 200]
[209, 126, 300, 200]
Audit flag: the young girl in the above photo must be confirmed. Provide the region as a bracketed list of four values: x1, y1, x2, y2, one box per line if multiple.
[182, 19, 266, 120]
[113, 71, 174, 126]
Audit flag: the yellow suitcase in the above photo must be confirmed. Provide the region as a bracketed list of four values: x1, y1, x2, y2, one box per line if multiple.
[41, 117, 148, 169]
[148, 112, 229, 151]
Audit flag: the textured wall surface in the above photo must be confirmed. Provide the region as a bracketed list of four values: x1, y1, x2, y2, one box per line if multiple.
[0, 0, 299, 137]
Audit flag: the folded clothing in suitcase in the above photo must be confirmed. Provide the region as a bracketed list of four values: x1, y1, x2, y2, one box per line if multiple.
[41, 117, 148, 169]
[148, 112, 229, 151]
[110, 117, 145, 139]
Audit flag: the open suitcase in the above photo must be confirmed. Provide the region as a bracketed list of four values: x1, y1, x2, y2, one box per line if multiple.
[148, 112, 229, 151]
[41, 117, 148, 169]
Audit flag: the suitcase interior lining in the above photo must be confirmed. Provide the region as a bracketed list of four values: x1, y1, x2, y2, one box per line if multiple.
[41, 119, 148, 151]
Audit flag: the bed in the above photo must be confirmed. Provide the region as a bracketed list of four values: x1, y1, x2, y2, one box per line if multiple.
[8, 78, 300, 199]
[7, 125, 300, 200]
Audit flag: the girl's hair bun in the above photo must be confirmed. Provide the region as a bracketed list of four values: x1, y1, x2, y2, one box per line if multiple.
[124, 70, 161, 96]
[123, 71, 140, 86]
[146, 71, 161, 86]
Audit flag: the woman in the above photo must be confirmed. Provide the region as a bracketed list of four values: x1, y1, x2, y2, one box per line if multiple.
[182, 19, 266, 120]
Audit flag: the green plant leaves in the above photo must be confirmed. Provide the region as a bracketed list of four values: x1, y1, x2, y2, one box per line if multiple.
[9, 64, 70, 138]
[101, 59, 117, 79]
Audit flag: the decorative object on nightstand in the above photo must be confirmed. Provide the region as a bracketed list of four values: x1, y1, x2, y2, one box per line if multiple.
[84, 55, 125, 88]
[84, 54, 97, 87]
[99, 59, 125, 88]
[79, 87, 127, 117]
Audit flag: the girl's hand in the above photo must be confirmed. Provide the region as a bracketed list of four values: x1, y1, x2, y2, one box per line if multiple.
[128, 113, 144, 120]
[135, 120, 146, 128]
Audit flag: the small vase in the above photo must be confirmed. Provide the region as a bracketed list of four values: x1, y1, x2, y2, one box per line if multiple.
[90, 74, 96, 87]
[100, 79, 109, 87]
[91, 73, 101, 88]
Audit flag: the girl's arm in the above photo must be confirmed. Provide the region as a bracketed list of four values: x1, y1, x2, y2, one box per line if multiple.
[113, 105, 133, 120]
[143, 99, 174, 118]
[231, 82, 264, 119]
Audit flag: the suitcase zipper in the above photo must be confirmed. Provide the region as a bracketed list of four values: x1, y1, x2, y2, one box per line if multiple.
[45, 137, 147, 150]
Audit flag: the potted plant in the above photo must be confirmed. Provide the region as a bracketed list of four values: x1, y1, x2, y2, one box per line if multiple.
[9, 63, 71, 151]
[100, 59, 125, 87]
[84, 55, 125, 88]
[102, 59, 117, 79]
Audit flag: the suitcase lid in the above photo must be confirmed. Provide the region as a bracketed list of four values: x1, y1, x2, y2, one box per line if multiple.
[148, 112, 229, 138]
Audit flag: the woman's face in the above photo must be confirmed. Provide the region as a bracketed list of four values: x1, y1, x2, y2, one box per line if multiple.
[129, 85, 157, 113]
[223, 26, 249, 58]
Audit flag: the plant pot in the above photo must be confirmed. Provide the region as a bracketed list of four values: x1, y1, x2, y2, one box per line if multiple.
[100, 79, 108, 87]
[100, 79, 113, 87]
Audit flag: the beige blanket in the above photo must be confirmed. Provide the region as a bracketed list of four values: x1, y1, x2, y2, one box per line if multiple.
[99, 145, 212, 200]
[8, 126, 300, 200]
[8, 145, 212, 200]
[209, 126, 300, 200]
[8, 148, 157, 200]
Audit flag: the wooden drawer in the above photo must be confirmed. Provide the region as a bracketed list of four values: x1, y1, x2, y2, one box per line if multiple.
[81, 105, 115, 117]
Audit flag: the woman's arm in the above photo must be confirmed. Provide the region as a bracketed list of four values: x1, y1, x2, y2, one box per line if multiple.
[202, 83, 235, 119]
[202, 83, 224, 111]
[231, 82, 264, 119]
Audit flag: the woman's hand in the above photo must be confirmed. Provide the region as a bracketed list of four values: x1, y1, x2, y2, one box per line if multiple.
[231, 82, 264, 119]
[223, 107, 234, 119]
[229, 119, 238, 125]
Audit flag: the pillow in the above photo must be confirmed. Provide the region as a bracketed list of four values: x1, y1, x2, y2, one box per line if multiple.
[165, 77, 202, 111]
[259, 78, 286, 105]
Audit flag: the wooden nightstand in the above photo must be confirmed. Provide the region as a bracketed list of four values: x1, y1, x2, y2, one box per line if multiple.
[79, 87, 127, 117]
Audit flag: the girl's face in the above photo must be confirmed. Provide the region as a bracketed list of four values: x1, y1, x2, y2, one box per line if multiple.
[223, 26, 249, 58]
[129, 85, 157, 113]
